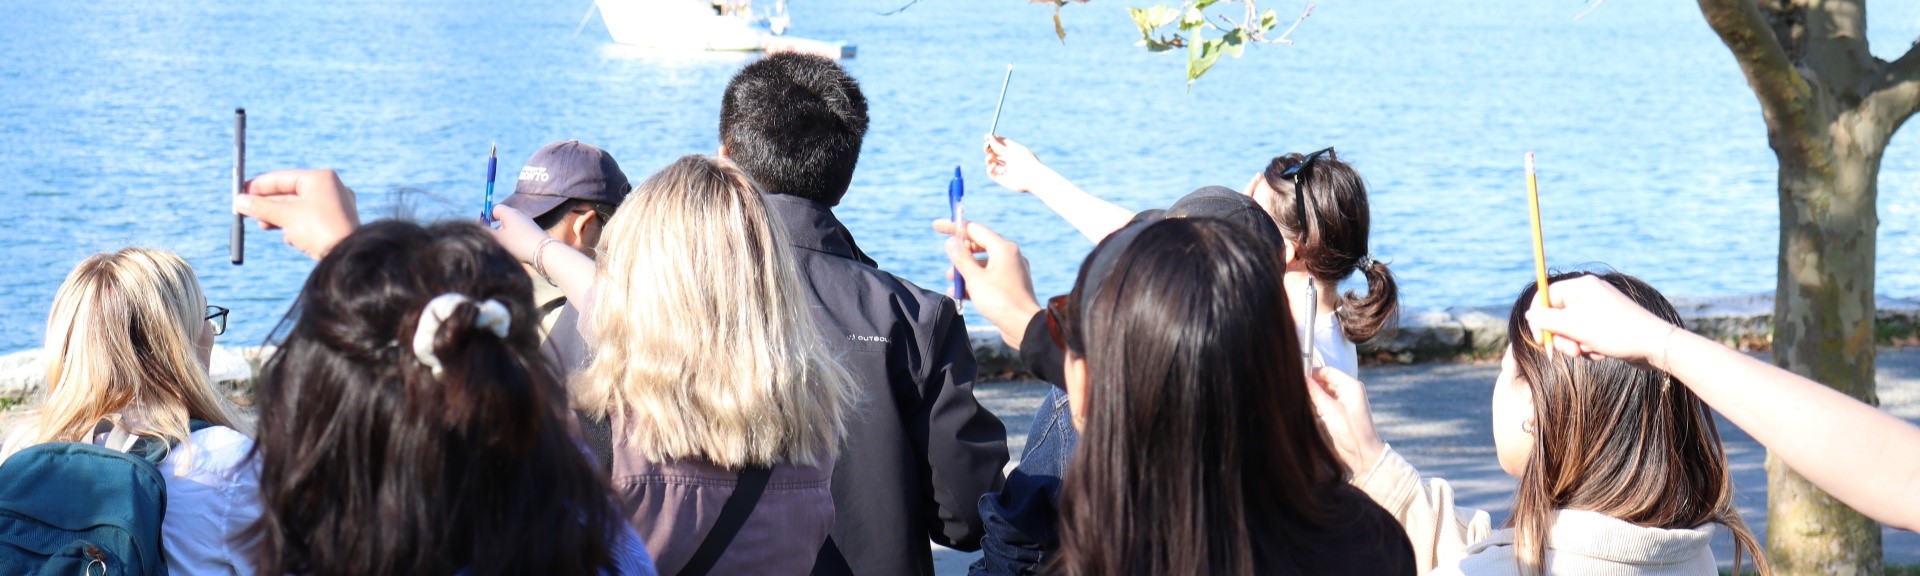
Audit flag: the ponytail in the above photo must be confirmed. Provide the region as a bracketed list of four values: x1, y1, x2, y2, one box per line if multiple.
[410, 295, 544, 451]
[1337, 259, 1399, 343]
[1262, 151, 1398, 343]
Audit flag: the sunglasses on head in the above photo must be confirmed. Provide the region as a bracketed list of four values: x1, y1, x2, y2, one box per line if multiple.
[1280, 147, 1336, 244]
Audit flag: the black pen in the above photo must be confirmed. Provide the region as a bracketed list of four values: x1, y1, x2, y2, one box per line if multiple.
[231, 108, 245, 265]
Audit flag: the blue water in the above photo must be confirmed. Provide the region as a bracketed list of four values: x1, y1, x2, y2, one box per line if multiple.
[1, 0, 1917, 353]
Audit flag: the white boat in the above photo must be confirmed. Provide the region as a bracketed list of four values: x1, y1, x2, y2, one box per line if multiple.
[595, 0, 791, 52]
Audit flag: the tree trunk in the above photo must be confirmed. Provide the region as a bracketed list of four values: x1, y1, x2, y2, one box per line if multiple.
[1768, 126, 1885, 574]
[1697, 0, 1920, 572]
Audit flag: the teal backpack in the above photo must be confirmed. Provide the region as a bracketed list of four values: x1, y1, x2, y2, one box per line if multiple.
[0, 420, 210, 576]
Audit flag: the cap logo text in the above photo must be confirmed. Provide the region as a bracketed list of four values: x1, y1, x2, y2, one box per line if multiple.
[520, 166, 550, 182]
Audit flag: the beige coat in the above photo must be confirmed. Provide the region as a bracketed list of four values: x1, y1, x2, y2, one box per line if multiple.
[1355, 446, 1722, 575]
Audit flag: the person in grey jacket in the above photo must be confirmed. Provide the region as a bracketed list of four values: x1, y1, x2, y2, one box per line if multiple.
[718, 53, 1009, 576]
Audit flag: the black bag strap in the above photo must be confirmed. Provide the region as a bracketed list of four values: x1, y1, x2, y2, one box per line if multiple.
[810, 537, 854, 576]
[678, 466, 773, 576]
[577, 410, 615, 473]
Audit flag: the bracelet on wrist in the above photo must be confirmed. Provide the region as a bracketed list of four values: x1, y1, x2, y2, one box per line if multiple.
[532, 237, 558, 286]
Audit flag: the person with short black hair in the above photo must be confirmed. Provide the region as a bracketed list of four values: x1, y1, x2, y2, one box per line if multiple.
[720, 53, 1009, 576]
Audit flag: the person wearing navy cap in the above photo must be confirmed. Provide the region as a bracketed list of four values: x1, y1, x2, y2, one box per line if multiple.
[500, 140, 632, 334]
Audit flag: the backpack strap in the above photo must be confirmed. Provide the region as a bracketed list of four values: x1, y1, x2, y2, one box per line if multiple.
[104, 418, 221, 465]
[677, 466, 773, 576]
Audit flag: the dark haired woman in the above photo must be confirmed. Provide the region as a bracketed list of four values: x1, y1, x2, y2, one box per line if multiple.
[1048, 217, 1414, 575]
[241, 218, 655, 575]
[1312, 271, 1765, 575]
[982, 136, 1397, 375]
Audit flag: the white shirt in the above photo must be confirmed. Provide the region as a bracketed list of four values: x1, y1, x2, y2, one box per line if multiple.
[159, 426, 261, 576]
[1299, 309, 1360, 376]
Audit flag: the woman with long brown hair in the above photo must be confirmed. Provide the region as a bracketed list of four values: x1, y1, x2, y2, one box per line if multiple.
[1048, 217, 1414, 575]
[1312, 271, 1766, 575]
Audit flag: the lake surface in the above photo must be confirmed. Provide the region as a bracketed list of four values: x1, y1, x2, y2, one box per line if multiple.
[1, 0, 1917, 353]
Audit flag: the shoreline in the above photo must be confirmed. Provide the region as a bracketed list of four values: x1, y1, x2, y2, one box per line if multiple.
[5, 293, 1920, 404]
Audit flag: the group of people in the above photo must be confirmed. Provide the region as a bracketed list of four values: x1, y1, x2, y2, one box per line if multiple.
[9, 51, 1920, 576]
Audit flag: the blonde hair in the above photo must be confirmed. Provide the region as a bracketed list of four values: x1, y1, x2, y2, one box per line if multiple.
[578, 155, 857, 468]
[7, 248, 243, 458]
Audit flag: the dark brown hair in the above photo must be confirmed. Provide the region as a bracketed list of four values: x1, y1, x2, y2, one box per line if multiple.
[1505, 271, 1765, 576]
[1262, 153, 1398, 342]
[1052, 218, 1349, 575]
[245, 221, 622, 575]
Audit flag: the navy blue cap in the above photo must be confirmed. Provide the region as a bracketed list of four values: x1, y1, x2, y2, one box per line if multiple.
[501, 140, 632, 218]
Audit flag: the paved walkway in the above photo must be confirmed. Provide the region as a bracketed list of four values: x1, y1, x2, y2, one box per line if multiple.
[934, 347, 1920, 573]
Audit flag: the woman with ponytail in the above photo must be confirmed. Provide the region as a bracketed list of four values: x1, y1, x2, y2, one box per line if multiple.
[1247, 149, 1399, 374]
[982, 137, 1397, 375]
[242, 219, 655, 575]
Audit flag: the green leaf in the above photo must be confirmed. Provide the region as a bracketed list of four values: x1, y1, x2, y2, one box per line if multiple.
[1221, 27, 1245, 58]
[1187, 37, 1226, 84]
[1258, 8, 1279, 32]
[1128, 5, 1179, 34]
[1180, 6, 1206, 29]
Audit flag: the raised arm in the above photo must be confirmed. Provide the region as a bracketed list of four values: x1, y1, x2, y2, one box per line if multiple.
[1527, 275, 1920, 531]
[489, 205, 596, 310]
[983, 136, 1137, 243]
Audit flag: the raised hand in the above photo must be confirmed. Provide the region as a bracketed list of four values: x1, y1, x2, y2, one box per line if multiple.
[237, 169, 362, 260]
[1307, 367, 1387, 477]
[983, 135, 1065, 195]
[1524, 275, 1679, 367]
[936, 218, 1041, 349]
[487, 205, 549, 265]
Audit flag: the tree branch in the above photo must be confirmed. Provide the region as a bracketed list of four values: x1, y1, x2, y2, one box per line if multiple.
[1258, 1, 1313, 45]
[1697, 0, 1815, 135]
[1867, 41, 1920, 136]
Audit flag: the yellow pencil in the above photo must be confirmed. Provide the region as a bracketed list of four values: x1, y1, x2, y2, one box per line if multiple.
[1526, 152, 1552, 349]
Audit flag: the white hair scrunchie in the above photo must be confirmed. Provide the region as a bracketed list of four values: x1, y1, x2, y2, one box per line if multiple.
[412, 293, 513, 379]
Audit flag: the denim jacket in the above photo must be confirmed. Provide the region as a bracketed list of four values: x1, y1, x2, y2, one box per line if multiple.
[970, 386, 1079, 576]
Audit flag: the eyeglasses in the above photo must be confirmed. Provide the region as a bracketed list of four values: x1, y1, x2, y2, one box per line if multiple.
[204, 305, 229, 336]
[1044, 294, 1074, 351]
[1280, 147, 1336, 246]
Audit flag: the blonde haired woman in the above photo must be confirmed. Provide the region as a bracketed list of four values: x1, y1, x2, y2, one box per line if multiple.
[492, 154, 858, 575]
[1, 248, 257, 576]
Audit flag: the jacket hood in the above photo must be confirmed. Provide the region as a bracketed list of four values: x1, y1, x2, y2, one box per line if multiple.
[1467, 509, 1718, 567]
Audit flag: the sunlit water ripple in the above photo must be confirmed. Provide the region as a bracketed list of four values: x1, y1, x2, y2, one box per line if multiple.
[1, 0, 1916, 353]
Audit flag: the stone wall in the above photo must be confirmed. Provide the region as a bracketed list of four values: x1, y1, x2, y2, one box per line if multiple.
[965, 295, 1920, 376]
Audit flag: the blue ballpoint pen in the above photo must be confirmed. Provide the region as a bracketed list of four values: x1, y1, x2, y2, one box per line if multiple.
[948, 166, 968, 305]
[483, 143, 497, 224]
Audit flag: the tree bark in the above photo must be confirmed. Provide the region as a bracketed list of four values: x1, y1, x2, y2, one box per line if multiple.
[1698, 0, 1920, 573]
[1767, 117, 1885, 574]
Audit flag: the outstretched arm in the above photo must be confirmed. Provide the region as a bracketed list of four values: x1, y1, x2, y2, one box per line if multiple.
[1528, 275, 1920, 532]
[984, 136, 1137, 243]
[489, 205, 596, 311]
